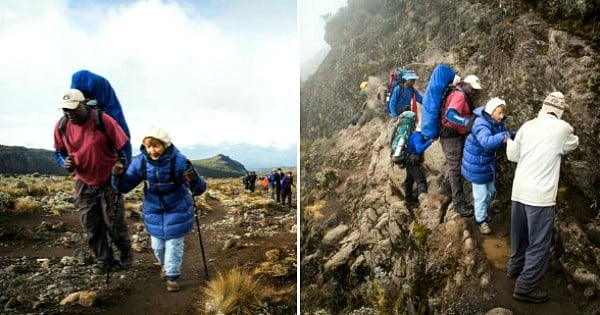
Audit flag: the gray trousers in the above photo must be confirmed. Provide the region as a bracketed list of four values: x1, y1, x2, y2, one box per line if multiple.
[75, 179, 132, 263]
[440, 137, 466, 207]
[507, 201, 555, 294]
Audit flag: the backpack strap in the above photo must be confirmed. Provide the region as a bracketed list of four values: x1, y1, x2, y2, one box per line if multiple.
[58, 116, 68, 135]
[170, 155, 179, 186]
[141, 155, 179, 185]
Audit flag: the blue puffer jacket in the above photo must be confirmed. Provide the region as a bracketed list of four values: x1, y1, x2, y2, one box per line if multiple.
[461, 107, 510, 184]
[115, 145, 196, 239]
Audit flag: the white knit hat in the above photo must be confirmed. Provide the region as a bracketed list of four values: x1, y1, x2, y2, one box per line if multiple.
[540, 91, 566, 119]
[143, 125, 172, 148]
[484, 97, 506, 115]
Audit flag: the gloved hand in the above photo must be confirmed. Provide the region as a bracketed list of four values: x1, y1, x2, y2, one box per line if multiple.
[112, 162, 125, 177]
[183, 167, 198, 183]
[64, 156, 75, 172]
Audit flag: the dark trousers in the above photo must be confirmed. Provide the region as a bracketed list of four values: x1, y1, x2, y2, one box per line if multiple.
[281, 188, 292, 207]
[275, 184, 282, 203]
[75, 180, 132, 263]
[508, 201, 555, 294]
[404, 156, 427, 199]
[440, 137, 466, 207]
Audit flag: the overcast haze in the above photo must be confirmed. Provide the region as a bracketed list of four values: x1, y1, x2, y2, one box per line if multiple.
[299, 0, 347, 64]
[0, 0, 298, 163]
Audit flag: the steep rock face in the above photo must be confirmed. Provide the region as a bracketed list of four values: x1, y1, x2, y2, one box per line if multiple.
[301, 0, 600, 201]
[300, 0, 600, 313]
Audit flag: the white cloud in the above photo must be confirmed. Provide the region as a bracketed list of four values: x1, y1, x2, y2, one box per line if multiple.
[0, 0, 298, 153]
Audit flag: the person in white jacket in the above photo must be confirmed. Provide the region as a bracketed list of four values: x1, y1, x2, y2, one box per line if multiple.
[505, 91, 579, 303]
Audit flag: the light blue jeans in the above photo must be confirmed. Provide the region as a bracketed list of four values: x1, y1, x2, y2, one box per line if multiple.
[472, 181, 496, 224]
[151, 235, 185, 281]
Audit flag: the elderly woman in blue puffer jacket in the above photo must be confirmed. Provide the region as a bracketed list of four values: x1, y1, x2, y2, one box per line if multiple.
[112, 125, 206, 292]
[462, 98, 513, 235]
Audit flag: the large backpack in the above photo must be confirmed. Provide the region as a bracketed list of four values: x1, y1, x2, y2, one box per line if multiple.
[68, 70, 132, 164]
[383, 68, 408, 112]
[420, 64, 457, 139]
[389, 111, 416, 168]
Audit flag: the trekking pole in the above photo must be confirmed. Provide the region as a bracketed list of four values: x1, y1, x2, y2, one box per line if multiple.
[193, 199, 209, 281]
[106, 188, 120, 288]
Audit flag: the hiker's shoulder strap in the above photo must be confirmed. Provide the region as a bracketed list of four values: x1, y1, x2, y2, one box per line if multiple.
[141, 154, 178, 184]
[141, 155, 147, 180]
[58, 116, 68, 134]
[93, 108, 105, 133]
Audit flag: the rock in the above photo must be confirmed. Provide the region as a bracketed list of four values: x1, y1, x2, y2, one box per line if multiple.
[322, 224, 349, 246]
[223, 239, 238, 250]
[572, 268, 598, 286]
[60, 292, 80, 305]
[485, 308, 513, 315]
[324, 242, 358, 272]
[77, 290, 97, 307]
[265, 249, 280, 262]
[4, 297, 17, 308]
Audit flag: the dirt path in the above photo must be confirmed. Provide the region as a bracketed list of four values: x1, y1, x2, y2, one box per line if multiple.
[0, 198, 296, 314]
[473, 219, 583, 315]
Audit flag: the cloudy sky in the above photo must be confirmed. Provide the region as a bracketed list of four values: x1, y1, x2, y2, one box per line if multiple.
[299, 0, 346, 64]
[0, 0, 298, 158]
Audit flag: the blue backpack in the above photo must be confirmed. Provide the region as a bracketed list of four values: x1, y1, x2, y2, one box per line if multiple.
[421, 64, 457, 139]
[69, 70, 132, 164]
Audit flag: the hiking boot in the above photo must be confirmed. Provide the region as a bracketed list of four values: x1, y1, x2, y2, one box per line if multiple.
[120, 253, 133, 269]
[166, 280, 180, 292]
[92, 261, 110, 275]
[160, 266, 166, 280]
[456, 205, 473, 217]
[439, 183, 452, 197]
[417, 183, 428, 195]
[478, 222, 492, 235]
[513, 288, 549, 303]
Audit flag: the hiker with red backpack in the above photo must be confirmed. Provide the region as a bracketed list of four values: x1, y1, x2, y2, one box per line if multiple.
[53, 88, 133, 275]
[388, 69, 423, 122]
[438, 75, 482, 217]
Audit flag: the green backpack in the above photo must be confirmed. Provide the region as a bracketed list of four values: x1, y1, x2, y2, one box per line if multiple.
[390, 111, 416, 167]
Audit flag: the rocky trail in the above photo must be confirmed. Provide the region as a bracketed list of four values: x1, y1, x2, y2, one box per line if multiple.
[0, 182, 297, 315]
[300, 105, 599, 314]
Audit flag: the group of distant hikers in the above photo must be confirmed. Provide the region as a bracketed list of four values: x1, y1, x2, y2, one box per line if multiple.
[54, 70, 207, 292]
[243, 168, 295, 208]
[375, 65, 578, 304]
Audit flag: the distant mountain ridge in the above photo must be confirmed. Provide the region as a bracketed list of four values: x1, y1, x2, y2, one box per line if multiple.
[0, 145, 248, 178]
[190, 154, 246, 179]
[0, 145, 66, 175]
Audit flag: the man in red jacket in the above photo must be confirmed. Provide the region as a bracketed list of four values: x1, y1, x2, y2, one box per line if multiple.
[438, 75, 482, 217]
[54, 88, 133, 275]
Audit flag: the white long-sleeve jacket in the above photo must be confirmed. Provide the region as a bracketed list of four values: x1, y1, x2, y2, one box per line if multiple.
[506, 112, 579, 206]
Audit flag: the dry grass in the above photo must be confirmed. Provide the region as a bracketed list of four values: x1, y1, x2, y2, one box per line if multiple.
[303, 200, 326, 221]
[14, 197, 42, 212]
[200, 267, 273, 315]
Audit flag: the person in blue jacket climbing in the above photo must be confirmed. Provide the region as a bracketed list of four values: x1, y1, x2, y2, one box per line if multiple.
[111, 125, 206, 292]
[461, 97, 512, 235]
[388, 70, 423, 121]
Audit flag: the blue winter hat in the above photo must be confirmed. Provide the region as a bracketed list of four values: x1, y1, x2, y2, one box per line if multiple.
[402, 70, 419, 81]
